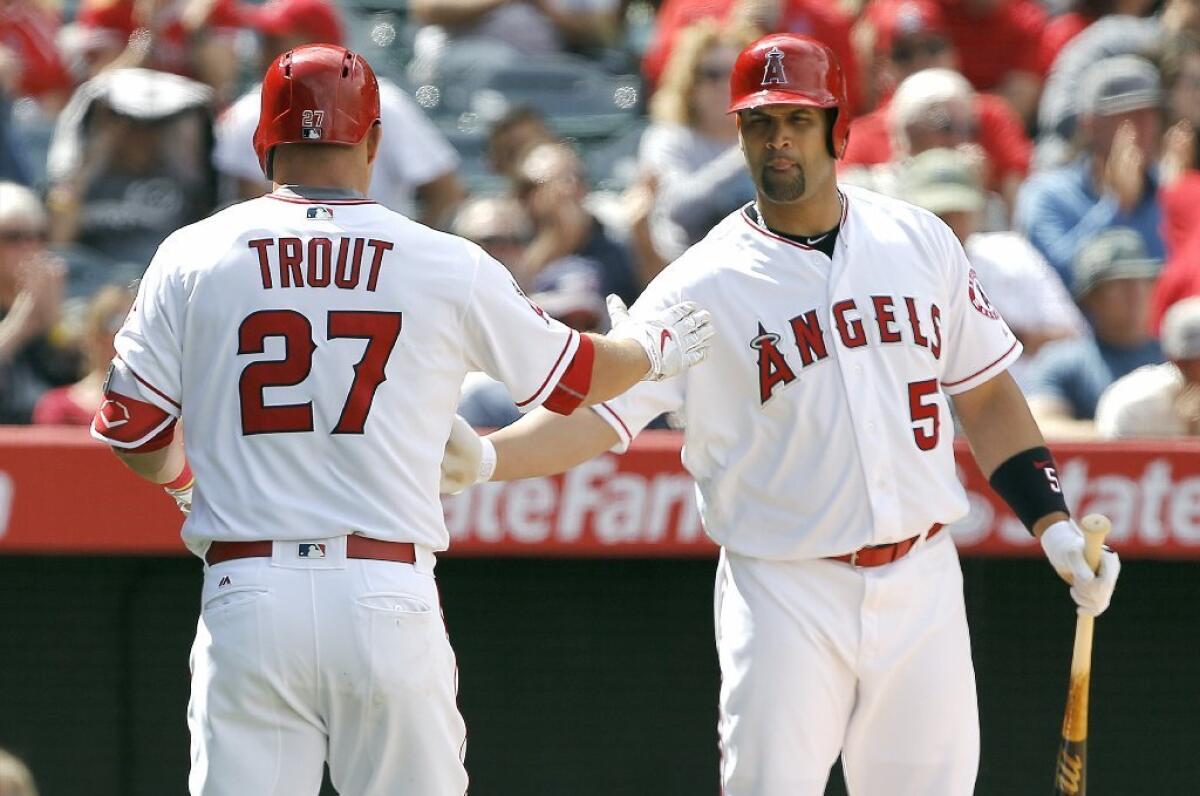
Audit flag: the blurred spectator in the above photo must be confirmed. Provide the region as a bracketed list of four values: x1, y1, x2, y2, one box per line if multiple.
[641, 0, 862, 111]
[842, 13, 1032, 214]
[933, 0, 1046, 124]
[0, 182, 77, 424]
[898, 148, 1086, 381]
[485, 105, 555, 188]
[0, 0, 73, 109]
[458, 258, 607, 428]
[45, 67, 214, 272]
[1016, 55, 1165, 286]
[515, 141, 638, 302]
[1096, 296, 1200, 436]
[32, 283, 132, 425]
[0, 65, 28, 184]
[1037, 0, 1157, 75]
[450, 195, 531, 270]
[1158, 33, 1200, 256]
[214, 0, 465, 229]
[0, 747, 38, 796]
[68, 0, 243, 101]
[409, 0, 623, 80]
[1035, 0, 1200, 168]
[1024, 227, 1163, 438]
[627, 20, 756, 281]
[1149, 218, 1200, 333]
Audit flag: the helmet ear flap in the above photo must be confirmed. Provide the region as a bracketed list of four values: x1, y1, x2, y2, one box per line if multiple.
[826, 108, 838, 159]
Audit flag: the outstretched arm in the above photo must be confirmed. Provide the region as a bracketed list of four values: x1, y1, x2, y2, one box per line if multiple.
[440, 408, 618, 493]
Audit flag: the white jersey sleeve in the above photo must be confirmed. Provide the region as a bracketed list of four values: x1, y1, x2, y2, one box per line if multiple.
[212, 92, 262, 182]
[114, 234, 186, 415]
[590, 275, 687, 451]
[463, 251, 580, 412]
[936, 224, 1023, 395]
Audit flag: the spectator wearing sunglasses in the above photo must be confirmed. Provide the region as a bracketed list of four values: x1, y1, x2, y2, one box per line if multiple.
[514, 141, 637, 305]
[33, 283, 132, 425]
[842, 67, 1027, 222]
[845, 2, 1030, 205]
[626, 20, 758, 282]
[0, 181, 77, 423]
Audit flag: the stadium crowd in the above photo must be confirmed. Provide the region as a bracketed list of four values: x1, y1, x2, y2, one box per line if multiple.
[2, 0, 1200, 438]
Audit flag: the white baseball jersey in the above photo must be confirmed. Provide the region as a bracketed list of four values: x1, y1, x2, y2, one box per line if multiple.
[213, 80, 459, 215]
[97, 189, 578, 556]
[594, 185, 1022, 560]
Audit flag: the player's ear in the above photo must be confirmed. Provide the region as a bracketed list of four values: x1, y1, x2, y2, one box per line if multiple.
[366, 123, 383, 166]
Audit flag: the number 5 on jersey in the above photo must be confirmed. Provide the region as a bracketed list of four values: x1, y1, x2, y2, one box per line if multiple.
[238, 309, 402, 436]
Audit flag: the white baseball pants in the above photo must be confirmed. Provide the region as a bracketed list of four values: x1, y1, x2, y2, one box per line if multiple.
[716, 531, 979, 796]
[187, 540, 468, 796]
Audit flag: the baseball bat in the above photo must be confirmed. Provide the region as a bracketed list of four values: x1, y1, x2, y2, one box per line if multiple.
[1052, 513, 1111, 796]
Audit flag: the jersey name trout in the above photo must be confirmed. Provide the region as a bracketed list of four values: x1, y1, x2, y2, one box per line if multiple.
[247, 236, 394, 291]
[751, 295, 943, 404]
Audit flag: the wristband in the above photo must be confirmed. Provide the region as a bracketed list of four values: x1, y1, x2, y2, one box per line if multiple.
[477, 437, 497, 483]
[988, 446, 1069, 534]
[164, 461, 193, 492]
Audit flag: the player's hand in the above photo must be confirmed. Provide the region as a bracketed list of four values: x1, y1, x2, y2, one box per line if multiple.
[440, 414, 496, 495]
[1039, 519, 1121, 617]
[606, 294, 714, 382]
[164, 480, 194, 515]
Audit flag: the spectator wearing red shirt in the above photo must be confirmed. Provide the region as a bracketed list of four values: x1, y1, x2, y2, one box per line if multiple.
[33, 283, 132, 425]
[641, 0, 863, 112]
[0, 0, 73, 107]
[74, 0, 243, 101]
[1158, 32, 1200, 257]
[936, 0, 1046, 125]
[843, 0, 1030, 208]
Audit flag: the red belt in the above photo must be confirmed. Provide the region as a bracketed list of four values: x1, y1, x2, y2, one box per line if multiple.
[205, 537, 416, 566]
[828, 524, 944, 568]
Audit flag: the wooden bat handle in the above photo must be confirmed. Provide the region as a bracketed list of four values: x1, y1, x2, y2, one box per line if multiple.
[1079, 514, 1110, 573]
[1055, 515, 1113, 794]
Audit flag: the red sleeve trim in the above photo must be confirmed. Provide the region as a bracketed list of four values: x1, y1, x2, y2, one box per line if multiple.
[119, 356, 181, 409]
[514, 332, 577, 408]
[164, 461, 193, 489]
[941, 340, 1020, 388]
[91, 390, 176, 447]
[134, 421, 178, 453]
[543, 334, 595, 415]
[594, 402, 632, 445]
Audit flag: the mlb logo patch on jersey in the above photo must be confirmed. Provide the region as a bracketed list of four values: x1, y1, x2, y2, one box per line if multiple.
[298, 543, 327, 558]
[307, 206, 334, 220]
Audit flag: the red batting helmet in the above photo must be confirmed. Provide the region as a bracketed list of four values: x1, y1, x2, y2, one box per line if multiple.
[253, 44, 381, 178]
[727, 34, 851, 159]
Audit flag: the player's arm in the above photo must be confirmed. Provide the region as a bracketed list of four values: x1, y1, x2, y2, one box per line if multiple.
[440, 408, 618, 494]
[951, 370, 1119, 615]
[92, 359, 195, 515]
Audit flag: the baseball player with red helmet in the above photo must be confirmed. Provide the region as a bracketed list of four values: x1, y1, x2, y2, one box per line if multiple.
[90, 44, 712, 795]
[440, 34, 1121, 795]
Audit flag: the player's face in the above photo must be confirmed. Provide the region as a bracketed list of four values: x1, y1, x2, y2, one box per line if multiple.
[737, 105, 834, 204]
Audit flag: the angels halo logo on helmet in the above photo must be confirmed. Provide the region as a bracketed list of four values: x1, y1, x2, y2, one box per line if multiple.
[253, 43, 382, 179]
[728, 33, 851, 159]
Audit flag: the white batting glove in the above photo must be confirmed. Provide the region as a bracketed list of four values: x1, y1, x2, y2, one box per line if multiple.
[1039, 519, 1121, 617]
[440, 414, 497, 495]
[606, 294, 714, 382]
[164, 481, 193, 515]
